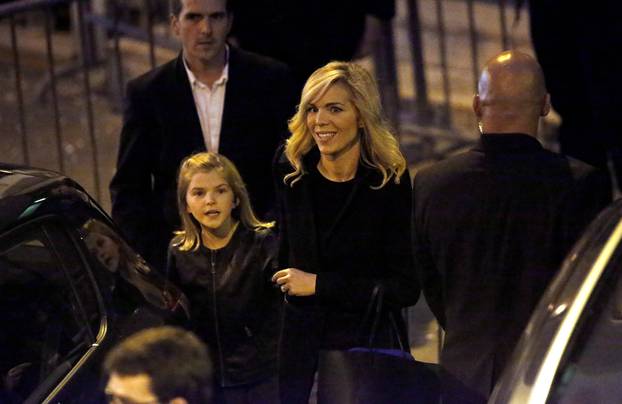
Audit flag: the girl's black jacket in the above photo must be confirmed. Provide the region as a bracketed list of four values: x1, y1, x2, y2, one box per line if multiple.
[167, 225, 280, 387]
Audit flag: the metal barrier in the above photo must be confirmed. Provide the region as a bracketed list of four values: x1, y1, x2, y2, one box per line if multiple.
[0, 0, 526, 204]
[0, 0, 176, 201]
[0, 0, 101, 198]
[403, 0, 522, 128]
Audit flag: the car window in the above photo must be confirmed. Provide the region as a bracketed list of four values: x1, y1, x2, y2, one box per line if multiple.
[0, 222, 100, 402]
[81, 218, 173, 311]
[548, 244, 622, 403]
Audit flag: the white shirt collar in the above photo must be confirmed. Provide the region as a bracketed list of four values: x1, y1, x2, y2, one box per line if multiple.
[183, 45, 229, 89]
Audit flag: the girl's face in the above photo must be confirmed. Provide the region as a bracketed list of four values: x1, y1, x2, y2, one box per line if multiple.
[185, 169, 237, 237]
[85, 233, 120, 273]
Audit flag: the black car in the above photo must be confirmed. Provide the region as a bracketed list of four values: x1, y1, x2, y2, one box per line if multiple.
[0, 164, 189, 403]
[490, 198, 622, 403]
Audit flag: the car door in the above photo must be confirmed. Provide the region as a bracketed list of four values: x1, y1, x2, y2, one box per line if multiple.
[0, 218, 105, 403]
[544, 234, 622, 403]
[490, 199, 622, 403]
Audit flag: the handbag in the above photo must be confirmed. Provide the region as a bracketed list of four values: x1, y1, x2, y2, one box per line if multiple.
[317, 286, 441, 404]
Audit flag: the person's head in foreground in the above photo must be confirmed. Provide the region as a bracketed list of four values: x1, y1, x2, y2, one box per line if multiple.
[103, 326, 213, 404]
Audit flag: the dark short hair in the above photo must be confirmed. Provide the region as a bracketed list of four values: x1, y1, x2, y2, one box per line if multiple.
[171, 0, 233, 17]
[103, 326, 213, 403]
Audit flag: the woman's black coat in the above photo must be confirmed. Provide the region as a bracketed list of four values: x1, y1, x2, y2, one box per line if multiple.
[274, 146, 420, 346]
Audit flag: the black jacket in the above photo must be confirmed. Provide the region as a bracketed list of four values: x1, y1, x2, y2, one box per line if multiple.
[412, 133, 611, 401]
[274, 146, 420, 346]
[110, 47, 297, 272]
[274, 146, 420, 403]
[167, 225, 280, 387]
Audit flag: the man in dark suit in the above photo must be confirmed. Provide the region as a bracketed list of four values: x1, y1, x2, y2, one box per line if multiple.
[109, 0, 296, 271]
[412, 50, 611, 402]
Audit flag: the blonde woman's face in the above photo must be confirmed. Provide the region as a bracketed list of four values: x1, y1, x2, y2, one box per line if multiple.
[306, 83, 361, 160]
[185, 170, 237, 237]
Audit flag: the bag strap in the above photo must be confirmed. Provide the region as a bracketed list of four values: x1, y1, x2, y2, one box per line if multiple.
[365, 285, 384, 347]
[361, 284, 410, 352]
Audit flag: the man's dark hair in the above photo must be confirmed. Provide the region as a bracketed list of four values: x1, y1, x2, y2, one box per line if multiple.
[103, 326, 213, 404]
[170, 0, 234, 17]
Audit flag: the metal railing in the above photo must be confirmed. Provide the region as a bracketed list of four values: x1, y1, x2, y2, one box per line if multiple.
[1, 0, 179, 203]
[1, 0, 101, 197]
[402, 0, 523, 128]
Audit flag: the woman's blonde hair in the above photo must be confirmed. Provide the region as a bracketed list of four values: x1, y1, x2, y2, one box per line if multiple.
[284, 61, 406, 188]
[174, 152, 274, 252]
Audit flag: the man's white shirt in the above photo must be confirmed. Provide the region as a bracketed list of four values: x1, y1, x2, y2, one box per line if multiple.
[183, 47, 229, 153]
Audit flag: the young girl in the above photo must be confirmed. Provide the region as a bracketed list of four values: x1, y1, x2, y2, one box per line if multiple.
[167, 152, 280, 404]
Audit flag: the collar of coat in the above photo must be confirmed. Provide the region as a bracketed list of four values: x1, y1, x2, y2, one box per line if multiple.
[475, 133, 543, 154]
[276, 146, 379, 187]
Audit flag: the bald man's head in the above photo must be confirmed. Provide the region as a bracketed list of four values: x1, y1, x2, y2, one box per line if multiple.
[474, 50, 550, 135]
[479, 50, 547, 106]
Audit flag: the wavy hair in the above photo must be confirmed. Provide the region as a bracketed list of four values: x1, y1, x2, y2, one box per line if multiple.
[284, 61, 406, 189]
[174, 152, 274, 252]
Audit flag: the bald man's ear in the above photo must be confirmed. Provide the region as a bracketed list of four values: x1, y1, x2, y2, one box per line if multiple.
[473, 95, 482, 118]
[540, 93, 551, 117]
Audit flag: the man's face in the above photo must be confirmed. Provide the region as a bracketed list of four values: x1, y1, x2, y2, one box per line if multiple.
[105, 372, 160, 404]
[171, 0, 232, 69]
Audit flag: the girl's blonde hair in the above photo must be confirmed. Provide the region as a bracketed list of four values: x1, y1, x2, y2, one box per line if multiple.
[284, 61, 406, 188]
[174, 152, 274, 251]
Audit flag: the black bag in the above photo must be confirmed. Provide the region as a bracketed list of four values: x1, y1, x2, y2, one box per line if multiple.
[317, 286, 441, 404]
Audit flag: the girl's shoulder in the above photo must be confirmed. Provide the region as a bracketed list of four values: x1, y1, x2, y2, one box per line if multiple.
[247, 225, 276, 242]
[168, 234, 202, 257]
[171, 232, 184, 243]
[167, 235, 179, 251]
[240, 225, 277, 252]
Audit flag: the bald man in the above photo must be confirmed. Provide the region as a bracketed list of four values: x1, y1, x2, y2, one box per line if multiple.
[412, 50, 611, 402]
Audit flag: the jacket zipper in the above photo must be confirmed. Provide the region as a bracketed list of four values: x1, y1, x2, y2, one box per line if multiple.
[210, 249, 226, 386]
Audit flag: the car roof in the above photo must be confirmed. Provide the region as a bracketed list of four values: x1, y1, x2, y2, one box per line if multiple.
[0, 163, 92, 232]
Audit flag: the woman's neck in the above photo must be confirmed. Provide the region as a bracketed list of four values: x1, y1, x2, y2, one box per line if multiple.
[201, 220, 239, 250]
[317, 144, 360, 182]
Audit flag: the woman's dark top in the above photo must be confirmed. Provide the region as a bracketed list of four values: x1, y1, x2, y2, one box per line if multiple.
[311, 166, 356, 262]
[167, 225, 280, 387]
[274, 146, 420, 349]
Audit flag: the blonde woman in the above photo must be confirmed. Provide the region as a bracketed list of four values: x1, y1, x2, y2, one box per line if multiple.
[272, 61, 420, 403]
[167, 152, 280, 404]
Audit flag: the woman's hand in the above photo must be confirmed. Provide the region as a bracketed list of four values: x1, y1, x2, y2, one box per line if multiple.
[272, 268, 317, 296]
